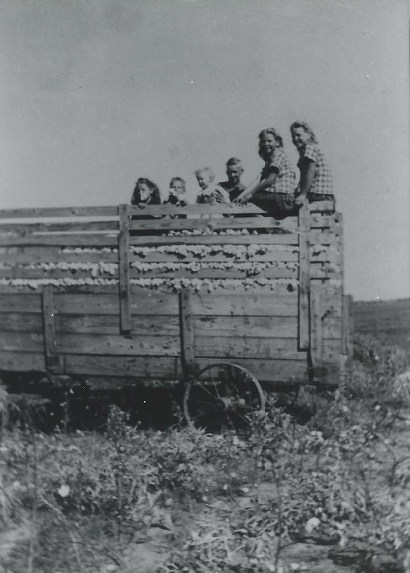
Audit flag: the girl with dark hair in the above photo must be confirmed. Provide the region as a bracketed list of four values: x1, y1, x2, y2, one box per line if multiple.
[131, 178, 161, 206]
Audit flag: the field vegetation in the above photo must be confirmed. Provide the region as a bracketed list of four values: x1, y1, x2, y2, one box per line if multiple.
[0, 332, 410, 573]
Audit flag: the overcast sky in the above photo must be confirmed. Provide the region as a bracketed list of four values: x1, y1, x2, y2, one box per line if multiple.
[0, 0, 409, 301]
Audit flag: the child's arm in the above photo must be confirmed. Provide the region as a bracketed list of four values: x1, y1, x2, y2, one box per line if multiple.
[214, 185, 230, 204]
[295, 158, 316, 206]
[235, 170, 278, 205]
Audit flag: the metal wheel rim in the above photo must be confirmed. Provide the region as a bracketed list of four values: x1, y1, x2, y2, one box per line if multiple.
[183, 362, 265, 431]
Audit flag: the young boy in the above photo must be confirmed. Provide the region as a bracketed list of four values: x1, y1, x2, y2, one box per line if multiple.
[217, 158, 246, 202]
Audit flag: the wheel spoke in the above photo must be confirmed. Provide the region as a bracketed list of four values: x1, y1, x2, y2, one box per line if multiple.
[184, 363, 265, 431]
[210, 369, 222, 399]
[193, 379, 218, 399]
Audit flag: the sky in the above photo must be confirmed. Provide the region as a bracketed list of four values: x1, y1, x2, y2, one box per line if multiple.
[0, 0, 409, 301]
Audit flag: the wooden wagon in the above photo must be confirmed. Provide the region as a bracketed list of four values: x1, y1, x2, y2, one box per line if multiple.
[0, 201, 349, 428]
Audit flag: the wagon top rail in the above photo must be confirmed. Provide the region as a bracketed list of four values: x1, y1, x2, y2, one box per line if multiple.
[0, 200, 336, 221]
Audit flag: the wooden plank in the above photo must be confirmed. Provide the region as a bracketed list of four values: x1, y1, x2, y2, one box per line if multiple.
[129, 216, 299, 233]
[0, 331, 45, 352]
[0, 284, 340, 317]
[62, 353, 308, 383]
[129, 202, 336, 218]
[1, 331, 336, 361]
[129, 248, 300, 263]
[309, 201, 336, 213]
[0, 293, 42, 313]
[309, 289, 323, 369]
[179, 289, 195, 374]
[0, 264, 336, 281]
[42, 286, 59, 371]
[57, 333, 181, 357]
[129, 203, 266, 217]
[0, 203, 336, 230]
[63, 354, 179, 378]
[0, 351, 46, 372]
[129, 267, 299, 280]
[298, 202, 311, 350]
[0, 290, 336, 320]
[0, 206, 118, 219]
[0, 250, 119, 265]
[0, 244, 337, 266]
[128, 246, 337, 264]
[0, 234, 119, 247]
[0, 313, 43, 333]
[194, 336, 306, 361]
[342, 294, 353, 356]
[194, 315, 341, 340]
[54, 314, 343, 340]
[55, 314, 176, 335]
[309, 214, 335, 229]
[0, 221, 118, 234]
[118, 204, 131, 333]
[193, 358, 308, 384]
[128, 231, 337, 247]
[0, 268, 119, 279]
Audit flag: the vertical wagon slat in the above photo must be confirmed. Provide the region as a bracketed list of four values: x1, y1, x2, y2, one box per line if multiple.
[298, 201, 311, 350]
[118, 204, 132, 334]
[42, 285, 59, 372]
[179, 288, 196, 377]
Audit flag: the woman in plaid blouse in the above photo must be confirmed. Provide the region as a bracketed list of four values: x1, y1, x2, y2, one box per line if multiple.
[290, 121, 334, 208]
[236, 128, 296, 216]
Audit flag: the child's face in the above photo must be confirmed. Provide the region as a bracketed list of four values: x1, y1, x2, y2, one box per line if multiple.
[291, 127, 310, 150]
[259, 133, 278, 159]
[196, 171, 211, 190]
[226, 164, 243, 186]
[170, 180, 185, 196]
[138, 183, 151, 201]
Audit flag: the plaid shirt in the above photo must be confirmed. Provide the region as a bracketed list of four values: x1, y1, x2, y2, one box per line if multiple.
[298, 142, 333, 196]
[258, 148, 296, 196]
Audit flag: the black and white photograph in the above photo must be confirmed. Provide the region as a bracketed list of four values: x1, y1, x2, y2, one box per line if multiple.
[0, 0, 409, 571]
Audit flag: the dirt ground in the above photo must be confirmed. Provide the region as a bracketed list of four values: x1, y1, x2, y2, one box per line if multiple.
[1, 334, 410, 573]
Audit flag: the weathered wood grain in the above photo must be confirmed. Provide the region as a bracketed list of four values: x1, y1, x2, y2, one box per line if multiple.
[0, 293, 42, 313]
[129, 203, 266, 217]
[0, 313, 43, 332]
[298, 202, 311, 350]
[52, 292, 300, 317]
[118, 204, 131, 333]
[42, 286, 58, 371]
[128, 216, 299, 233]
[0, 230, 339, 249]
[0, 350, 46, 372]
[0, 289, 341, 319]
[0, 221, 118, 234]
[0, 200, 334, 222]
[0, 235, 119, 247]
[62, 353, 309, 383]
[0, 329, 341, 361]
[0, 206, 118, 219]
[179, 289, 195, 374]
[0, 313, 342, 340]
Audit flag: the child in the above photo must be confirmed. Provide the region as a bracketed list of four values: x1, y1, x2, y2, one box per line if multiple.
[164, 177, 188, 206]
[235, 128, 296, 216]
[290, 121, 334, 206]
[195, 167, 230, 204]
[217, 158, 246, 202]
[131, 178, 161, 206]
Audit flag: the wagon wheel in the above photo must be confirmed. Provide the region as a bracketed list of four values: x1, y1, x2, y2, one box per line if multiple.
[183, 362, 265, 432]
